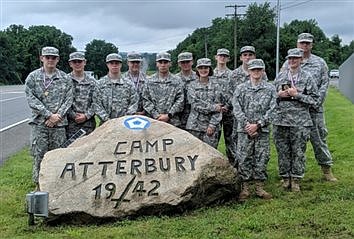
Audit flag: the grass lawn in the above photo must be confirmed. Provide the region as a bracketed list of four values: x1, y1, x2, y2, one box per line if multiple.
[1, 87, 353, 238]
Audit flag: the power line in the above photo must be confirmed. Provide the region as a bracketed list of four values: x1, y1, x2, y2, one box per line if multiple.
[225, 4, 246, 68]
[281, 0, 313, 10]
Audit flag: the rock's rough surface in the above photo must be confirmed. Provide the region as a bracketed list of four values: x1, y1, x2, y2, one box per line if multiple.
[40, 116, 238, 223]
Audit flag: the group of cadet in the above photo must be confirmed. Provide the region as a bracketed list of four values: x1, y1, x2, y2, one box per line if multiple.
[25, 32, 338, 200]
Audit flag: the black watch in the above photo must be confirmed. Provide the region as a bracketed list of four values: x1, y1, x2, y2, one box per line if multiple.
[168, 113, 173, 119]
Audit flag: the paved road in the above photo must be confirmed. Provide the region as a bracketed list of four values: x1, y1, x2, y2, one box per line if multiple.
[0, 85, 31, 129]
[0, 85, 31, 165]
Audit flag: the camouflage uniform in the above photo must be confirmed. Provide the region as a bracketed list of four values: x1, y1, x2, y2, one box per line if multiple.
[232, 60, 276, 182]
[186, 75, 223, 148]
[122, 51, 147, 114]
[25, 47, 73, 183]
[273, 65, 319, 179]
[214, 66, 234, 161]
[176, 70, 197, 129]
[122, 71, 146, 113]
[66, 71, 97, 138]
[93, 75, 138, 122]
[142, 72, 184, 127]
[282, 53, 332, 166]
[230, 65, 269, 164]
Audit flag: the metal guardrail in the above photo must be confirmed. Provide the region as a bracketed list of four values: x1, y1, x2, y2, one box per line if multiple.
[339, 53, 354, 104]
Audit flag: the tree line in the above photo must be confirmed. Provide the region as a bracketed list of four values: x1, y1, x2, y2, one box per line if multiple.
[1, 2, 353, 85]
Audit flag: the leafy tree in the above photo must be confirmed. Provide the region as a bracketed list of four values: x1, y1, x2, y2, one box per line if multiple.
[279, 19, 327, 64]
[0, 32, 21, 84]
[4, 24, 75, 82]
[85, 39, 118, 79]
[238, 2, 277, 78]
[341, 40, 354, 64]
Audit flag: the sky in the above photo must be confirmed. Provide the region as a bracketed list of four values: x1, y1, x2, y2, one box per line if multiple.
[1, 0, 353, 53]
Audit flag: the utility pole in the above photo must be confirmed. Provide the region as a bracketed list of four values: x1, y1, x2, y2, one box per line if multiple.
[204, 30, 208, 58]
[276, 0, 281, 76]
[226, 4, 246, 68]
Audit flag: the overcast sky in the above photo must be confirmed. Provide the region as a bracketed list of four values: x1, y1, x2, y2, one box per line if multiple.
[1, 0, 353, 53]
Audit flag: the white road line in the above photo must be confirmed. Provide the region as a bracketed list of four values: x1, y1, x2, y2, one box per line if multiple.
[0, 118, 29, 133]
[0, 96, 25, 103]
[0, 91, 24, 94]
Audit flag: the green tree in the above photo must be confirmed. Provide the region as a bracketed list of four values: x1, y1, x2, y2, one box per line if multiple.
[238, 2, 276, 79]
[170, 2, 277, 78]
[4, 24, 75, 82]
[341, 40, 354, 64]
[279, 19, 327, 65]
[85, 39, 118, 79]
[0, 32, 21, 85]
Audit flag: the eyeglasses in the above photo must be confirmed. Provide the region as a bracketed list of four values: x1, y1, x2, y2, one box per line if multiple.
[197, 66, 209, 69]
[299, 42, 311, 45]
[71, 60, 83, 64]
[44, 56, 58, 60]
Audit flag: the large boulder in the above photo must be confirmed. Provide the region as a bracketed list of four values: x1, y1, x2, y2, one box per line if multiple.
[40, 116, 238, 224]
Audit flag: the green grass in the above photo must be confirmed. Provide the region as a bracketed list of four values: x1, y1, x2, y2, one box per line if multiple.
[1, 87, 353, 238]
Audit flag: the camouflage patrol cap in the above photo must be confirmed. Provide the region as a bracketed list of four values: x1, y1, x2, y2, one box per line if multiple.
[286, 48, 304, 59]
[196, 58, 212, 68]
[156, 52, 171, 62]
[68, 51, 85, 61]
[240, 46, 256, 54]
[297, 33, 314, 43]
[41, 46, 59, 56]
[247, 59, 265, 70]
[216, 48, 230, 56]
[127, 51, 143, 62]
[178, 52, 193, 62]
[106, 53, 123, 63]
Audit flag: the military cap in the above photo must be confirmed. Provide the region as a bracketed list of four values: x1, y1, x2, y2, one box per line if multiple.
[286, 48, 304, 59]
[240, 46, 256, 54]
[68, 51, 85, 61]
[247, 59, 265, 70]
[41, 46, 59, 56]
[127, 51, 143, 62]
[178, 52, 193, 62]
[106, 53, 123, 63]
[297, 33, 314, 43]
[156, 52, 171, 62]
[216, 48, 230, 56]
[196, 58, 212, 68]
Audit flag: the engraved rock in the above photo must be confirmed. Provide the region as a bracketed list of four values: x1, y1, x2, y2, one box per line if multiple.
[39, 116, 238, 224]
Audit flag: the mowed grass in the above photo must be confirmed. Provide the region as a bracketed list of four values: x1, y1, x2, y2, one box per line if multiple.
[0, 87, 353, 239]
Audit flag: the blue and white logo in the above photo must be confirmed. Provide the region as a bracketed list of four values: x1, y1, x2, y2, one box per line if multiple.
[124, 116, 151, 130]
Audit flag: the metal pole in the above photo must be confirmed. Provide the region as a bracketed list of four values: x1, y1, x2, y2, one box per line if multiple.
[204, 31, 208, 58]
[226, 5, 246, 68]
[276, 0, 281, 76]
[234, 7, 238, 68]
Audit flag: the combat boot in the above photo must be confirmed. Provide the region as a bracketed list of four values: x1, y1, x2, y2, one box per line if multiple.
[255, 181, 272, 199]
[239, 182, 250, 202]
[291, 178, 301, 192]
[321, 165, 338, 182]
[281, 178, 291, 190]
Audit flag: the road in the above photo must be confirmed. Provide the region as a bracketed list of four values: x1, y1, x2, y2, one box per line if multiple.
[0, 85, 31, 165]
[0, 85, 30, 129]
